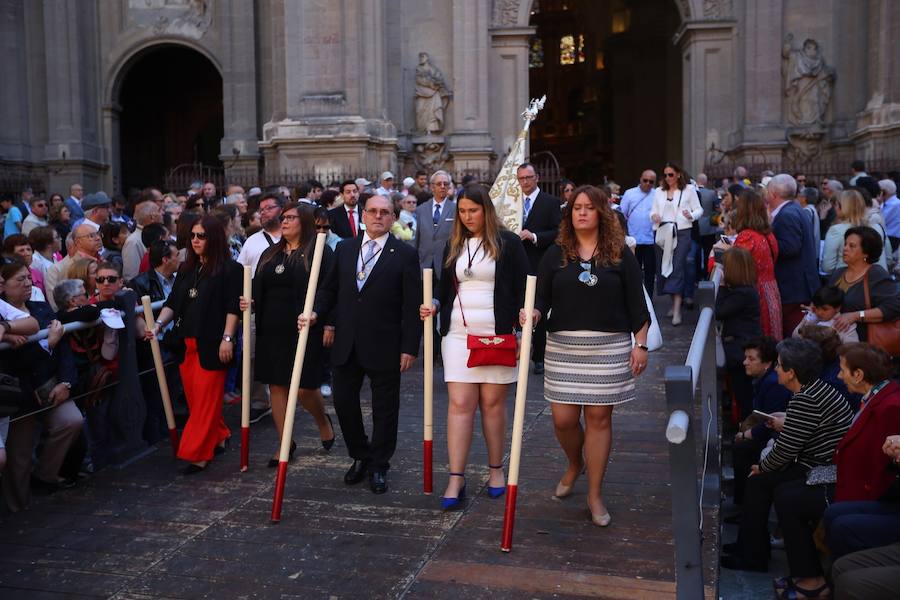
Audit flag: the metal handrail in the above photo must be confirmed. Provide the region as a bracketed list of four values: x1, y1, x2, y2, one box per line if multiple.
[684, 267, 722, 390]
[0, 300, 164, 351]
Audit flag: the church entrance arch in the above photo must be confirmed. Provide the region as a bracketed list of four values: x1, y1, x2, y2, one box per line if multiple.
[114, 44, 223, 193]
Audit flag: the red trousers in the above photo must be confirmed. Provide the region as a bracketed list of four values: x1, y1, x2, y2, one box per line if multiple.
[178, 338, 230, 462]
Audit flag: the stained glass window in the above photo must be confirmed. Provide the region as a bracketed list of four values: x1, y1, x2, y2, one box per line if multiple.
[577, 34, 585, 63]
[560, 35, 575, 65]
[529, 37, 544, 69]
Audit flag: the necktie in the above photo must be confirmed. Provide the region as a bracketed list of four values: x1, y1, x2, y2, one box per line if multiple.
[348, 209, 357, 237]
[433, 203, 441, 226]
[523, 196, 532, 222]
[358, 240, 378, 290]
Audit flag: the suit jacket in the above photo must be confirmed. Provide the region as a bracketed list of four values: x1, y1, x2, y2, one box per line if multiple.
[414, 198, 456, 281]
[435, 229, 529, 337]
[521, 190, 562, 273]
[328, 205, 364, 240]
[65, 197, 84, 222]
[314, 234, 422, 371]
[128, 269, 168, 303]
[834, 381, 900, 502]
[772, 200, 820, 304]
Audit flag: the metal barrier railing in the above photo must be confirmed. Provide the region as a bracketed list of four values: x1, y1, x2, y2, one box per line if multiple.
[665, 267, 723, 600]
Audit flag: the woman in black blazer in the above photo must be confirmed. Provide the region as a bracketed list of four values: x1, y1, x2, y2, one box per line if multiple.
[145, 215, 241, 474]
[420, 184, 529, 510]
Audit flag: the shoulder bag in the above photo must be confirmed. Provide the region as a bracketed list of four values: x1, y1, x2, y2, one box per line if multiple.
[863, 270, 900, 356]
[453, 278, 517, 368]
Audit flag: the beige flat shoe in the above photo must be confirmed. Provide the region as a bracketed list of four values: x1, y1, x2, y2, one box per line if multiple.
[555, 481, 574, 499]
[590, 510, 611, 527]
[672, 313, 682, 326]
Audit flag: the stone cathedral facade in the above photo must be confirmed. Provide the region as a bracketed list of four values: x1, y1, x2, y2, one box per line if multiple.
[0, 0, 897, 194]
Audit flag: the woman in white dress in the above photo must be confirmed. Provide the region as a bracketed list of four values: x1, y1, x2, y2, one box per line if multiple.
[420, 184, 529, 510]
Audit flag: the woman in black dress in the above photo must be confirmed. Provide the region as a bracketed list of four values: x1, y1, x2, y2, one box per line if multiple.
[241, 202, 335, 466]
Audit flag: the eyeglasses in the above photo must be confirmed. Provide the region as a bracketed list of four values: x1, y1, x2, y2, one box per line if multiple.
[365, 208, 393, 218]
[33, 203, 47, 208]
[259, 204, 280, 213]
[96, 276, 120, 284]
[517, 175, 536, 181]
[641, 179, 656, 184]
[664, 172, 677, 178]
[279, 214, 299, 222]
[433, 181, 451, 187]
[190, 232, 207, 240]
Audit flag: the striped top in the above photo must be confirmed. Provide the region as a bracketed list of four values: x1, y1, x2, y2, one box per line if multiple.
[760, 378, 853, 473]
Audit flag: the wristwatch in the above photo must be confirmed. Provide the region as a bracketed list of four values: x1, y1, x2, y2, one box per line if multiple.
[222, 334, 235, 343]
[636, 343, 649, 351]
[858, 310, 865, 323]
[60, 381, 72, 390]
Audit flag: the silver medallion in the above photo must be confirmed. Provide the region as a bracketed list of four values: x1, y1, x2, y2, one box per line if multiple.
[463, 268, 474, 278]
[188, 287, 199, 298]
[275, 264, 285, 274]
[357, 270, 367, 281]
[577, 271, 598, 287]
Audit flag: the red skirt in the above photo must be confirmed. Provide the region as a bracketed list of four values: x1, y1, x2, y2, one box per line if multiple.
[177, 338, 230, 462]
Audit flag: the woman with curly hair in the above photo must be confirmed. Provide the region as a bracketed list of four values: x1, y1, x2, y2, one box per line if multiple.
[522, 185, 650, 527]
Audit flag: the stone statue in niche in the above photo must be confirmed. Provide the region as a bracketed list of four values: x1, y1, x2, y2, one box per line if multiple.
[782, 34, 835, 128]
[414, 53, 452, 134]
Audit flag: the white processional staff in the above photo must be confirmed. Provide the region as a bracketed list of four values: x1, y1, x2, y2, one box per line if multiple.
[141, 295, 179, 456]
[271, 232, 328, 523]
[422, 268, 434, 494]
[500, 274, 537, 552]
[240, 265, 251, 472]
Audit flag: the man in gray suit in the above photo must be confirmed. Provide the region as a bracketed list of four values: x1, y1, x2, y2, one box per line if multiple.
[415, 170, 456, 360]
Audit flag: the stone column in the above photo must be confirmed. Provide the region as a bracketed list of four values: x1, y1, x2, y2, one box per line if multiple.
[220, 0, 260, 183]
[489, 26, 534, 166]
[676, 20, 738, 176]
[448, 0, 493, 171]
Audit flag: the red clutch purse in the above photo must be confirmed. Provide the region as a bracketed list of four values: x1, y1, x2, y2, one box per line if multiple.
[454, 277, 518, 368]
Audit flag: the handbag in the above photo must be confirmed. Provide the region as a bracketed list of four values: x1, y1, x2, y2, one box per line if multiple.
[642, 284, 663, 351]
[862, 270, 900, 356]
[0, 372, 25, 417]
[454, 279, 517, 368]
[33, 376, 58, 407]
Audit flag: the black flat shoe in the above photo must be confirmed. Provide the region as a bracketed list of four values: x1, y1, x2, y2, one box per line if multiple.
[720, 554, 767, 572]
[267, 440, 296, 468]
[321, 414, 335, 451]
[214, 439, 229, 456]
[369, 470, 388, 494]
[344, 459, 369, 485]
[181, 463, 207, 475]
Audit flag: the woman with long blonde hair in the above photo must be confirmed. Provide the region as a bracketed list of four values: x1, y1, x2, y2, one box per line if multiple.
[420, 184, 529, 510]
[822, 190, 868, 274]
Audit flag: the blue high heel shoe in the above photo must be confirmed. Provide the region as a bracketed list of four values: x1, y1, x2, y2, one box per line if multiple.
[441, 473, 466, 510]
[487, 464, 506, 499]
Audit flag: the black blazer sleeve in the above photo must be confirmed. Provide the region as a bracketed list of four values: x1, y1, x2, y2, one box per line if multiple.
[533, 193, 562, 250]
[535, 244, 561, 318]
[503, 229, 530, 332]
[314, 238, 347, 320]
[400, 246, 423, 357]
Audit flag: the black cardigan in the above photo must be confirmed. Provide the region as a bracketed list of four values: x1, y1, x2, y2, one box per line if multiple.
[435, 229, 529, 336]
[715, 285, 762, 366]
[164, 259, 242, 370]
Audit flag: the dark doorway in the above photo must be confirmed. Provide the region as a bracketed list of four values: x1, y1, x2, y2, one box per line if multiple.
[528, 0, 682, 186]
[118, 46, 223, 191]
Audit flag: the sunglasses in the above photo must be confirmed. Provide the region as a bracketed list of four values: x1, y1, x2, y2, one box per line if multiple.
[96, 276, 119, 284]
[190, 232, 207, 240]
[316, 225, 331, 231]
[33, 203, 48, 208]
[664, 172, 677, 178]
[641, 179, 656, 184]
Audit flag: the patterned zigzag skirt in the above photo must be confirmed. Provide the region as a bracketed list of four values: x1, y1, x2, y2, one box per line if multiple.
[544, 330, 636, 406]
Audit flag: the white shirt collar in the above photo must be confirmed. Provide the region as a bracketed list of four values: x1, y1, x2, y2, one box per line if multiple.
[433, 195, 448, 206]
[363, 231, 390, 249]
[525, 186, 541, 202]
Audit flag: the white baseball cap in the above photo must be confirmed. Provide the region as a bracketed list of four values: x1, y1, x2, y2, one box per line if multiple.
[355, 177, 372, 187]
[402, 177, 415, 188]
[381, 171, 395, 181]
[100, 308, 125, 330]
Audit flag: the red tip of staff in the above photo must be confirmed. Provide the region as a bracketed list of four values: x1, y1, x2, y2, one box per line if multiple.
[423, 439, 433, 495]
[168, 428, 180, 456]
[240, 427, 250, 472]
[271, 460, 289, 523]
[500, 484, 519, 552]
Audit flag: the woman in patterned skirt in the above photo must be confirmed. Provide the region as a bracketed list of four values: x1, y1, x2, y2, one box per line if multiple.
[522, 185, 650, 527]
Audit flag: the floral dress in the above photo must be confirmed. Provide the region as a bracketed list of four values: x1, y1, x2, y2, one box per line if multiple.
[734, 229, 783, 340]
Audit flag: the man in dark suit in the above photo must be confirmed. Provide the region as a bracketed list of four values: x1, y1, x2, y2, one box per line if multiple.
[327, 180, 363, 240]
[307, 195, 422, 494]
[768, 173, 821, 338]
[516, 162, 561, 374]
[65, 182, 85, 222]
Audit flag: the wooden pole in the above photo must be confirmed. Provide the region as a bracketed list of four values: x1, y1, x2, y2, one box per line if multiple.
[271, 233, 327, 523]
[500, 275, 536, 552]
[240, 265, 252, 472]
[422, 268, 434, 495]
[141, 295, 179, 455]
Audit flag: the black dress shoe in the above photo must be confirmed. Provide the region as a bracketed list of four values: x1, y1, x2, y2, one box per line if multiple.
[369, 470, 388, 494]
[533, 361, 545, 375]
[344, 459, 369, 485]
[214, 439, 229, 456]
[321, 414, 335, 451]
[181, 463, 207, 475]
[720, 554, 767, 572]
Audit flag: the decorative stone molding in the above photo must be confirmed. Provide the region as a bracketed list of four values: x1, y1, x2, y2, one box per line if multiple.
[702, 0, 731, 19]
[492, 0, 522, 27]
[128, 0, 213, 40]
[411, 135, 449, 172]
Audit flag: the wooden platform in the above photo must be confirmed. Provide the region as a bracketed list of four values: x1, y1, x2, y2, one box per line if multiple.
[0, 307, 718, 599]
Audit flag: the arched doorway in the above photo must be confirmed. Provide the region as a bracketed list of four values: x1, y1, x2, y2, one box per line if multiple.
[117, 45, 224, 192]
[528, 0, 683, 184]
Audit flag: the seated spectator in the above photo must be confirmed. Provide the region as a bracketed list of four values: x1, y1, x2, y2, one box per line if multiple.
[715, 247, 762, 419]
[721, 338, 852, 573]
[28, 226, 60, 278]
[100, 221, 129, 268]
[773, 344, 900, 598]
[828, 226, 900, 352]
[68, 257, 98, 302]
[731, 337, 792, 505]
[792, 285, 858, 343]
[0, 262, 82, 512]
[796, 322, 858, 408]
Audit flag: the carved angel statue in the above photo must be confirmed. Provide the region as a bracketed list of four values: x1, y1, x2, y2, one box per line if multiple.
[782, 34, 835, 127]
[414, 53, 452, 134]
